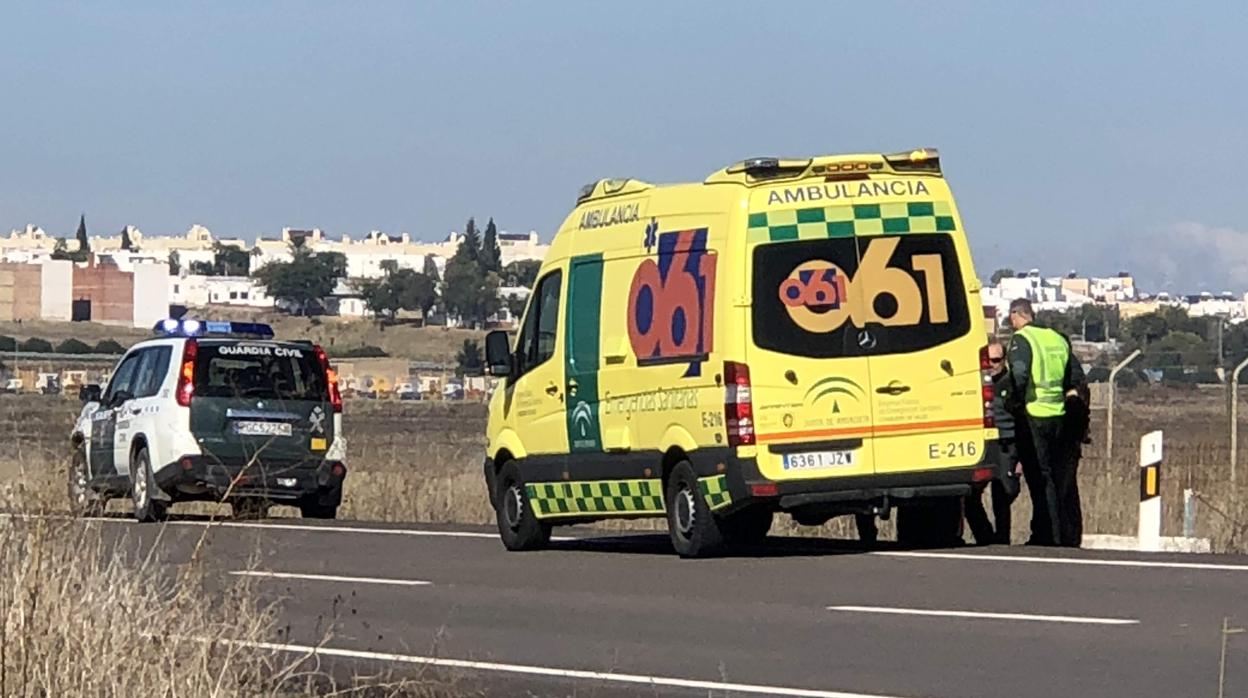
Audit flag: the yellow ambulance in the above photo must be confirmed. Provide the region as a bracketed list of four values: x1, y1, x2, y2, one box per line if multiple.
[483, 149, 999, 557]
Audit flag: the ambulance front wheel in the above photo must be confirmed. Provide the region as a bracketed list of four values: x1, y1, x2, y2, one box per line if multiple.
[495, 461, 551, 551]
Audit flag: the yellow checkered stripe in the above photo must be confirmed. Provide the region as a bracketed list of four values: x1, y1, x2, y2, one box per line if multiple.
[525, 475, 734, 518]
[699, 474, 732, 511]
[527, 479, 665, 519]
[747, 201, 955, 243]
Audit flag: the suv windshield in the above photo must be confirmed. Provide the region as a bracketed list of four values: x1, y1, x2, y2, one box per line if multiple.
[194, 342, 327, 401]
[752, 234, 971, 357]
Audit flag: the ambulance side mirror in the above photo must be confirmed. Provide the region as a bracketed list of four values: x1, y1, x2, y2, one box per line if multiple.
[485, 331, 513, 378]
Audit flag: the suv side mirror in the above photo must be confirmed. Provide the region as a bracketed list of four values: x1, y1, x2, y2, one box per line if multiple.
[485, 331, 513, 377]
[79, 384, 102, 404]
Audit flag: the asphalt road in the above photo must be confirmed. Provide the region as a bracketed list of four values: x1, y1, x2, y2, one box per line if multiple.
[69, 517, 1248, 697]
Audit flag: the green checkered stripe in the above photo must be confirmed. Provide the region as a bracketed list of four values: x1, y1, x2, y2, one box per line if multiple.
[747, 201, 956, 243]
[525, 475, 734, 518]
[699, 474, 732, 511]
[527, 479, 666, 519]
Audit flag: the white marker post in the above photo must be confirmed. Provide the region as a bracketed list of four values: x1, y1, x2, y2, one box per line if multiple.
[1138, 431, 1163, 552]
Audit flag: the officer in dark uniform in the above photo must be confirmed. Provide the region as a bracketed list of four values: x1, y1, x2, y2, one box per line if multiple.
[1007, 299, 1087, 547]
[964, 339, 1021, 544]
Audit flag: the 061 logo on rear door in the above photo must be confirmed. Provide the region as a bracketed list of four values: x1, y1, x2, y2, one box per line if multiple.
[627, 225, 716, 376]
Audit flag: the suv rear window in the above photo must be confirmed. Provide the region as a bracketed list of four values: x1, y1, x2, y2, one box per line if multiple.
[752, 234, 971, 357]
[194, 342, 327, 401]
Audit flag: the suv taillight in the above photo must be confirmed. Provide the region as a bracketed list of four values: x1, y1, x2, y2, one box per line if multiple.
[979, 345, 995, 429]
[314, 344, 343, 413]
[176, 339, 197, 407]
[724, 361, 755, 447]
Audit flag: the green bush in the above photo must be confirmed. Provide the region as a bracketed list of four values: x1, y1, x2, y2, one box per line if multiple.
[56, 338, 93, 354]
[328, 345, 388, 358]
[0, 335, 15, 352]
[93, 339, 126, 354]
[18, 337, 54, 354]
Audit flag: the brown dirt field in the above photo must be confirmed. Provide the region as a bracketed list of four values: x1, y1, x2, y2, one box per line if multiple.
[0, 315, 485, 364]
[5, 387, 1247, 551]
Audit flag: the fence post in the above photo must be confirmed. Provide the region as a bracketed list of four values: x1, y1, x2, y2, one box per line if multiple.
[1107, 349, 1142, 465]
[1230, 356, 1248, 488]
[1139, 430, 1163, 552]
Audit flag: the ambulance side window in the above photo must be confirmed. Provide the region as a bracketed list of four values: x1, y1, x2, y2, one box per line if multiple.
[515, 270, 563, 378]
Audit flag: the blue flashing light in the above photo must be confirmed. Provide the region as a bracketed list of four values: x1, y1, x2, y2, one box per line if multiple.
[153, 318, 274, 339]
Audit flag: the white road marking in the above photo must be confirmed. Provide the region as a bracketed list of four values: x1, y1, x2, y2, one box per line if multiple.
[223, 639, 916, 698]
[230, 570, 431, 587]
[79, 517, 575, 542]
[827, 605, 1138, 626]
[875, 550, 1248, 572]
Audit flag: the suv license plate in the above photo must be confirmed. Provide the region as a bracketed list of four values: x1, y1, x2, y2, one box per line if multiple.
[782, 450, 856, 471]
[233, 421, 292, 437]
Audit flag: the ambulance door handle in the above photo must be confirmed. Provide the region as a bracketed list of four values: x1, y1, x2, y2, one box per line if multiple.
[545, 383, 560, 397]
[875, 384, 911, 396]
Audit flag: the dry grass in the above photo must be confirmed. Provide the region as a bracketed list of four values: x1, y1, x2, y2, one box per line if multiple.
[6, 387, 1248, 551]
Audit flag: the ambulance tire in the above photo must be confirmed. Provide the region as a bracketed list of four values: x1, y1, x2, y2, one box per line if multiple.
[665, 462, 726, 558]
[130, 447, 168, 524]
[495, 461, 551, 551]
[896, 497, 963, 549]
[723, 508, 774, 547]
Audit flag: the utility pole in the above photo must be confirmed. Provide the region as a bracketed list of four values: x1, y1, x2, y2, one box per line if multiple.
[1231, 355, 1248, 488]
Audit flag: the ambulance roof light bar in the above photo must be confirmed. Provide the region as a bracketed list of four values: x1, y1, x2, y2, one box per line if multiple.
[154, 318, 275, 339]
[884, 148, 941, 174]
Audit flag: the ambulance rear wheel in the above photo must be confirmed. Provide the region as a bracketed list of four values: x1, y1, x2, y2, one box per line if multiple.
[665, 462, 726, 558]
[896, 497, 963, 548]
[495, 461, 550, 551]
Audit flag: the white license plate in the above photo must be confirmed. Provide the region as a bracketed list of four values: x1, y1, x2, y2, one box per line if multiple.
[782, 450, 856, 471]
[233, 421, 292, 437]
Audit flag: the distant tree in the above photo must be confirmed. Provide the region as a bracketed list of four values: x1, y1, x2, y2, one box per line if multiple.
[505, 293, 527, 322]
[120, 226, 134, 251]
[379, 259, 399, 276]
[481, 218, 502, 273]
[19, 337, 54, 354]
[51, 237, 88, 263]
[212, 242, 250, 276]
[502, 259, 541, 288]
[55, 338, 93, 354]
[360, 269, 438, 321]
[456, 339, 484, 377]
[0, 335, 15, 352]
[75, 214, 90, 252]
[423, 254, 441, 281]
[189, 260, 215, 276]
[168, 250, 181, 275]
[93, 339, 126, 354]
[460, 218, 480, 264]
[252, 244, 348, 315]
[442, 258, 500, 328]
[989, 268, 1015, 285]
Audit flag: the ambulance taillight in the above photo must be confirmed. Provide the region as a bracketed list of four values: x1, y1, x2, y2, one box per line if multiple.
[979, 346, 996, 429]
[724, 361, 755, 447]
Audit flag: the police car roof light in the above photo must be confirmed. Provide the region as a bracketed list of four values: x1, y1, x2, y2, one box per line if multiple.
[153, 318, 275, 339]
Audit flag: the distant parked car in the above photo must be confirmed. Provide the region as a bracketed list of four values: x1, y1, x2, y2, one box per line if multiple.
[395, 383, 422, 401]
[1, 378, 23, 394]
[442, 382, 464, 400]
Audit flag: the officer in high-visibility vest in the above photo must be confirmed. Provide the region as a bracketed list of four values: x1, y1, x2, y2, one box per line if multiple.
[1007, 298, 1087, 547]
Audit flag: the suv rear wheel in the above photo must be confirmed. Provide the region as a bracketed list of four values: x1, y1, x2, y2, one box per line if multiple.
[495, 461, 550, 551]
[130, 447, 168, 523]
[300, 502, 338, 519]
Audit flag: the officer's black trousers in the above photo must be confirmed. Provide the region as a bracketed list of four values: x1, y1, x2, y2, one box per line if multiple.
[964, 440, 1021, 544]
[1019, 416, 1082, 547]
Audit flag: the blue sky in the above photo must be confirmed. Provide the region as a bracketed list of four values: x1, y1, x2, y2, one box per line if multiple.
[2, 2, 1246, 291]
